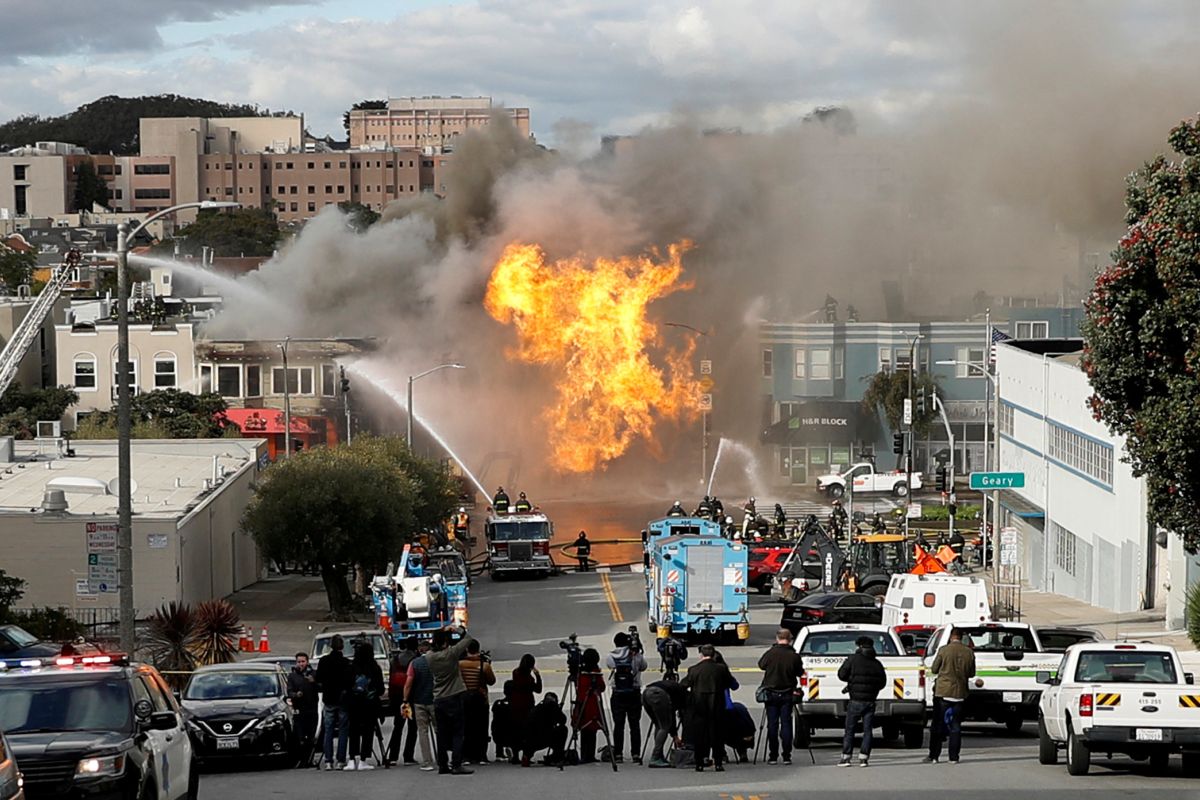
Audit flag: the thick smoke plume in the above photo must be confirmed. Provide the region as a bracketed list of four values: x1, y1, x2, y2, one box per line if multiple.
[205, 2, 1200, 495]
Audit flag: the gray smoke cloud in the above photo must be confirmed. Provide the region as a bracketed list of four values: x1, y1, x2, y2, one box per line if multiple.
[203, 1, 1200, 494]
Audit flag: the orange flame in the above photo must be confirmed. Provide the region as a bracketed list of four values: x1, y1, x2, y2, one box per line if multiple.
[484, 241, 701, 473]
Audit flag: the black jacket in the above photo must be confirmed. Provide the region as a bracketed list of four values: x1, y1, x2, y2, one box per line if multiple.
[645, 679, 688, 712]
[316, 650, 354, 707]
[757, 644, 804, 692]
[681, 659, 734, 713]
[837, 646, 888, 702]
[287, 665, 319, 712]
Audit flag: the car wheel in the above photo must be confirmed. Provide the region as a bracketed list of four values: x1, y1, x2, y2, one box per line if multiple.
[1066, 729, 1090, 776]
[829, 485, 845, 499]
[903, 725, 924, 749]
[1005, 716, 1024, 734]
[1038, 716, 1058, 765]
[893, 483, 909, 498]
[1149, 750, 1169, 774]
[881, 723, 899, 742]
[136, 779, 157, 800]
[756, 577, 773, 595]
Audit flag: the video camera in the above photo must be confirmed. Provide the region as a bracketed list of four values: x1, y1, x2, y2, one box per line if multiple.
[656, 633, 687, 680]
[626, 625, 643, 655]
[559, 632, 581, 678]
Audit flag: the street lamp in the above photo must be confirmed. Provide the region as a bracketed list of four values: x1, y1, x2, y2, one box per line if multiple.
[277, 338, 292, 459]
[937, 358, 1000, 583]
[904, 334, 923, 534]
[407, 363, 465, 451]
[115, 200, 238, 654]
[664, 322, 711, 485]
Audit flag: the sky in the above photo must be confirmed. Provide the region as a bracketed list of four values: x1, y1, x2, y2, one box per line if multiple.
[0, 0, 1193, 146]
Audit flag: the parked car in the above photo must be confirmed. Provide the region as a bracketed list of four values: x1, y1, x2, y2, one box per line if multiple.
[893, 624, 938, 656]
[780, 591, 882, 634]
[1035, 626, 1102, 653]
[181, 663, 295, 767]
[0, 732, 24, 800]
[0, 626, 59, 659]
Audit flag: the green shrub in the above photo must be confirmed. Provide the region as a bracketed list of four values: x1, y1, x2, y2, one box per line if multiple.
[6, 607, 85, 641]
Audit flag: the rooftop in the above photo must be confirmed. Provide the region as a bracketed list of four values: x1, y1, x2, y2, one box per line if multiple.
[0, 438, 265, 518]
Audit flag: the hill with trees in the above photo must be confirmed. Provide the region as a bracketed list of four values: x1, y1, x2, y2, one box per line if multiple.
[0, 94, 293, 155]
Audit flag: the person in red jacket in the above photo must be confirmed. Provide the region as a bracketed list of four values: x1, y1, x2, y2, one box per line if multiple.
[572, 648, 607, 763]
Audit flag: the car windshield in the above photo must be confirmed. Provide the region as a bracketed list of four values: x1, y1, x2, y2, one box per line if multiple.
[958, 627, 1036, 652]
[1039, 631, 1096, 652]
[1074, 652, 1178, 684]
[800, 631, 899, 656]
[490, 521, 550, 541]
[0, 678, 131, 733]
[0, 626, 38, 648]
[313, 636, 387, 660]
[184, 671, 280, 700]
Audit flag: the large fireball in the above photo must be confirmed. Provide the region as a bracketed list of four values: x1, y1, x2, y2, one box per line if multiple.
[484, 241, 701, 473]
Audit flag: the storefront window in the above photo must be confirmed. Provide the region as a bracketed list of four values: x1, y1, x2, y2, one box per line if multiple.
[831, 446, 851, 467]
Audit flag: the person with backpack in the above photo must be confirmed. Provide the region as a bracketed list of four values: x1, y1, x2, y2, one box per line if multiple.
[346, 640, 384, 770]
[315, 634, 353, 770]
[402, 640, 437, 771]
[385, 637, 420, 766]
[604, 632, 648, 764]
[459, 639, 497, 764]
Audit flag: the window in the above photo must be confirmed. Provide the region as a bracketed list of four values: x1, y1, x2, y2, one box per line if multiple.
[321, 364, 336, 397]
[999, 403, 1014, 436]
[134, 188, 171, 200]
[272, 367, 314, 395]
[325, 185, 333, 194]
[13, 164, 26, 180]
[878, 347, 891, 373]
[246, 365, 262, 397]
[895, 349, 912, 372]
[810, 349, 831, 380]
[216, 365, 241, 398]
[289, 203, 298, 212]
[307, 186, 315, 194]
[133, 163, 170, 175]
[833, 347, 844, 379]
[277, 186, 285, 195]
[954, 347, 986, 377]
[73, 354, 97, 390]
[793, 349, 806, 379]
[307, 202, 316, 212]
[290, 186, 298, 195]
[337, 185, 345, 194]
[153, 353, 176, 388]
[1051, 520, 1078, 576]
[111, 359, 138, 399]
[1016, 321, 1050, 339]
[1047, 421, 1113, 485]
[953, 593, 967, 609]
[199, 364, 213, 393]
[762, 349, 773, 378]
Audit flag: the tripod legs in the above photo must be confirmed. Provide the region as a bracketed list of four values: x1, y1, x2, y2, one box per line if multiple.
[752, 704, 769, 765]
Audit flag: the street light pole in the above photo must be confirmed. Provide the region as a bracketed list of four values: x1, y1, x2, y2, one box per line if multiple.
[115, 200, 238, 655]
[407, 363, 466, 451]
[277, 338, 292, 459]
[905, 334, 922, 535]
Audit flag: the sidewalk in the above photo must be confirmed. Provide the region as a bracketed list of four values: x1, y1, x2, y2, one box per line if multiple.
[228, 574, 357, 658]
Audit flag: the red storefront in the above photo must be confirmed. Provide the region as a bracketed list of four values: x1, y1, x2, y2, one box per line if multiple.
[224, 408, 336, 461]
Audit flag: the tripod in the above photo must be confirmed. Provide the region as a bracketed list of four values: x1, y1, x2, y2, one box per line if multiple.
[564, 673, 618, 772]
[752, 697, 815, 765]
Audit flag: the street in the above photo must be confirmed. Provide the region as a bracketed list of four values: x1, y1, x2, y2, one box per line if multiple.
[202, 569, 1196, 799]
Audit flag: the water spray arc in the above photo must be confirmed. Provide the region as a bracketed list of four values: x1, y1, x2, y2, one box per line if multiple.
[347, 361, 490, 500]
[706, 438, 726, 497]
[705, 437, 766, 499]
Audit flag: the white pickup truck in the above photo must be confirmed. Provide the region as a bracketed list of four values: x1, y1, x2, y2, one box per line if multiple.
[794, 623, 927, 748]
[924, 622, 1058, 733]
[817, 463, 922, 498]
[1037, 642, 1200, 776]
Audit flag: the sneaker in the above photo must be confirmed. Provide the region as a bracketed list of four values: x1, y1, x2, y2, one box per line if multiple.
[322, 761, 335, 772]
[403, 759, 419, 766]
[948, 758, 960, 765]
[859, 756, 870, 768]
[922, 756, 938, 764]
[783, 757, 792, 766]
[336, 762, 349, 771]
[450, 766, 474, 775]
[648, 758, 670, 768]
[419, 764, 436, 772]
[358, 762, 375, 771]
[632, 756, 642, 765]
[767, 758, 778, 766]
[837, 756, 852, 767]
[613, 755, 623, 763]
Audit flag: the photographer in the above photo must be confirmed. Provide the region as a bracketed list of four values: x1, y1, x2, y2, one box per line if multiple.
[459, 639, 496, 765]
[642, 675, 686, 768]
[522, 692, 568, 767]
[757, 628, 804, 765]
[604, 631, 648, 764]
[656, 634, 688, 680]
[509, 654, 542, 764]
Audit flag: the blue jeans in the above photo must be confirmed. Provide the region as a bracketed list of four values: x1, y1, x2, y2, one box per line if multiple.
[842, 700, 876, 757]
[323, 704, 348, 764]
[763, 693, 795, 760]
[928, 698, 964, 761]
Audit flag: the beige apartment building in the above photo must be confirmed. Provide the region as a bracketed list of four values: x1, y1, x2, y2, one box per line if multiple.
[1, 146, 179, 218]
[347, 96, 530, 151]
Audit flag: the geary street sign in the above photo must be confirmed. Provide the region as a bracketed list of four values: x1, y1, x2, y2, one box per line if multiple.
[969, 471, 1026, 490]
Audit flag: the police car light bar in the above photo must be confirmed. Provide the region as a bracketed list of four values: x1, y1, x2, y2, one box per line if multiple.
[0, 653, 128, 671]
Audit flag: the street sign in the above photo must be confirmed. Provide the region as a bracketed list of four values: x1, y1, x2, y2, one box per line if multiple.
[698, 376, 715, 393]
[903, 398, 913, 425]
[698, 393, 713, 411]
[700, 360, 712, 375]
[147, 534, 169, 549]
[906, 503, 922, 519]
[999, 526, 1019, 566]
[969, 471, 1025, 490]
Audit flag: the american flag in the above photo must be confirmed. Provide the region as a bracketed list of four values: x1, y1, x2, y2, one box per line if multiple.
[990, 326, 1011, 364]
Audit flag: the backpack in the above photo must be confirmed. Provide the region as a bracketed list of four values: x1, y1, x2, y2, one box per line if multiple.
[611, 654, 637, 695]
[352, 672, 373, 698]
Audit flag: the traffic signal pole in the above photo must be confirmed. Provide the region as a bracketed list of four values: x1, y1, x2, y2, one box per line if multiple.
[932, 393, 956, 539]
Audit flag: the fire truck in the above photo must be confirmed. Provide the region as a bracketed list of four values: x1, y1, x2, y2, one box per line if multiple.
[646, 522, 750, 644]
[484, 510, 555, 578]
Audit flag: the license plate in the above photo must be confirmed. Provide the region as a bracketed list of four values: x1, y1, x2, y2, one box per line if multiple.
[1135, 728, 1163, 742]
[216, 738, 240, 750]
[1002, 691, 1022, 703]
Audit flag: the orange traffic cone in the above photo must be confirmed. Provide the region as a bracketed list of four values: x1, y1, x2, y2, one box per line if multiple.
[257, 625, 271, 653]
[238, 626, 254, 652]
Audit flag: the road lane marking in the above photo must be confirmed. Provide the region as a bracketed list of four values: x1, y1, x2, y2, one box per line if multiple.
[601, 572, 624, 622]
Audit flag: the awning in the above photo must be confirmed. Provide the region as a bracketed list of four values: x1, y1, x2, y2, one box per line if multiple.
[761, 400, 875, 446]
[224, 408, 316, 435]
[998, 489, 1045, 521]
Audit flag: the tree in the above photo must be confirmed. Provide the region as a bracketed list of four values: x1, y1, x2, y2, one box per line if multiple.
[0, 247, 35, 293]
[72, 160, 108, 211]
[0, 569, 25, 616]
[343, 99, 387, 136]
[243, 436, 458, 617]
[1082, 115, 1200, 551]
[0, 384, 78, 439]
[73, 389, 239, 440]
[861, 369, 940, 439]
[338, 201, 380, 232]
[173, 208, 280, 257]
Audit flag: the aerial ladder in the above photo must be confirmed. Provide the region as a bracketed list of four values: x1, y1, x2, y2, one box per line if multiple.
[0, 248, 80, 397]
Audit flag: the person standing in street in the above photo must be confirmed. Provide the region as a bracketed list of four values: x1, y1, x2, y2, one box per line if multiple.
[572, 530, 592, 572]
[509, 654, 543, 763]
[402, 640, 437, 771]
[346, 640, 384, 770]
[836, 636, 888, 767]
[572, 648, 606, 764]
[681, 644, 734, 772]
[385, 637, 419, 766]
[286, 652, 318, 765]
[315, 635, 353, 770]
[757, 628, 805, 765]
[604, 632, 648, 764]
[426, 626, 476, 775]
[642, 676, 687, 768]
[459, 639, 497, 764]
[925, 628, 976, 764]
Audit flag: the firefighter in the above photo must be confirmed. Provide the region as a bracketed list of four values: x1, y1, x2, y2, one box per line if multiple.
[744, 496, 757, 518]
[668, 500, 686, 517]
[773, 503, 787, 536]
[871, 512, 887, 535]
[696, 495, 713, 519]
[453, 507, 471, 540]
[493, 486, 510, 514]
[573, 530, 592, 572]
[711, 496, 725, 521]
[829, 499, 848, 539]
[515, 492, 532, 513]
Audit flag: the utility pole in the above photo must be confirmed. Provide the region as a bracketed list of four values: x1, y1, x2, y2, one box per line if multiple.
[904, 334, 922, 535]
[278, 338, 292, 459]
[340, 366, 352, 445]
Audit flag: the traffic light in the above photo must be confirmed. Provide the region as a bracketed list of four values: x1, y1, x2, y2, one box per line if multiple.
[936, 467, 947, 492]
[892, 431, 905, 455]
[339, 366, 351, 394]
[916, 386, 926, 414]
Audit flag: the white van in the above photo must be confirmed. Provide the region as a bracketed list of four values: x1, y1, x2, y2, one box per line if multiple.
[881, 574, 991, 628]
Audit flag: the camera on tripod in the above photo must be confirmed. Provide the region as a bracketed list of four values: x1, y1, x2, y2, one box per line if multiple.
[626, 625, 643, 655]
[559, 632, 581, 678]
[656, 633, 687, 679]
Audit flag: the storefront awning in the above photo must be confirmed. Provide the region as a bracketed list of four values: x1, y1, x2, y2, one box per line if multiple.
[761, 400, 874, 446]
[998, 489, 1045, 520]
[224, 408, 316, 435]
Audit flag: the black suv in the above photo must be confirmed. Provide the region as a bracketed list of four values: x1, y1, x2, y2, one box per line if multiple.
[0, 654, 197, 799]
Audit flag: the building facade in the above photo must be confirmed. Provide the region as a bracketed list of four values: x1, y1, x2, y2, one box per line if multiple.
[347, 96, 530, 151]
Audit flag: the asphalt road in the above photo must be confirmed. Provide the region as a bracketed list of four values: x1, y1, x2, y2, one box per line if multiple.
[202, 570, 1197, 798]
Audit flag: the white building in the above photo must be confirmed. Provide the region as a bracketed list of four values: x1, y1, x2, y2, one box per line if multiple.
[995, 339, 1192, 620]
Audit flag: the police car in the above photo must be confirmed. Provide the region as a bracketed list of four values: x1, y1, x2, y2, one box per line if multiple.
[0, 653, 197, 799]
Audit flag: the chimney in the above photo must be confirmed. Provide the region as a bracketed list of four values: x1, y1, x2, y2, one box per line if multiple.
[41, 489, 68, 513]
